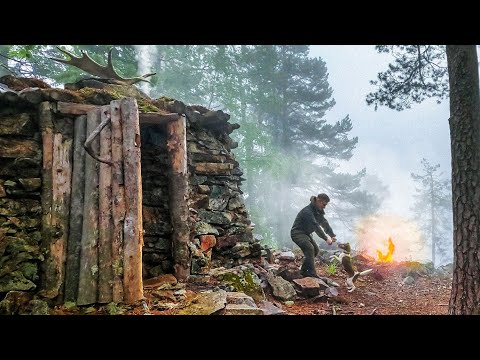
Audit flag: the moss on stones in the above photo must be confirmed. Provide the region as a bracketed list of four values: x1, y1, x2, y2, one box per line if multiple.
[0, 270, 36, 292]
[216, 266, 265, 302]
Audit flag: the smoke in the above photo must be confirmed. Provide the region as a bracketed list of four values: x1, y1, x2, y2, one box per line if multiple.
[355, 214, 429, 262]
[304, 45, 453, 264]
[133, 45, 158, 96]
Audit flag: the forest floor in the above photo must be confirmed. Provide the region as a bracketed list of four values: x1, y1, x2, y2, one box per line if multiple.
[280, 261, 452, 315]
[51, 256, 452, 316]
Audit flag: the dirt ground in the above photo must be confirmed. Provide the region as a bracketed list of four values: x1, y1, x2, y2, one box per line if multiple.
[280, 262, 452, 315]
[51, 258, 452, 315]
[127, 259, 452, 316]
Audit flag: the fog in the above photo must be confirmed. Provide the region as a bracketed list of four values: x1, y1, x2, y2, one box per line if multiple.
[132, 45, 453, 265]
[309, 45, 451, 215]
[305, 46, 453, 264]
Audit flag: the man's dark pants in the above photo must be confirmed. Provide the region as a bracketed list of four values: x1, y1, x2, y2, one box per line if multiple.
[291, 230, 319, 277]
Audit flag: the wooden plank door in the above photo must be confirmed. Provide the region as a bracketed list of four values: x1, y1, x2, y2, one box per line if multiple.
[40, 98, 143, 305]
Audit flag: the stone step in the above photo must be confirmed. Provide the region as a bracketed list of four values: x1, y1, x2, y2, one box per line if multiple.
[224, 304, 264, 315]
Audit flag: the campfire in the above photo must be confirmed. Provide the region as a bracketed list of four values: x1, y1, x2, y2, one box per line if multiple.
[355, 214, 427, 263]
[376, 237, 395, 263]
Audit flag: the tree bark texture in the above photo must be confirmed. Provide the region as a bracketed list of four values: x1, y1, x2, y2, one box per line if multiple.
[446, 45, 480, 315]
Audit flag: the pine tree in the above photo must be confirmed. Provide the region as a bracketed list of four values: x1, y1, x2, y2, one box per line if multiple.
[368, 45, 480, 315]
[410, 159, 452, 266]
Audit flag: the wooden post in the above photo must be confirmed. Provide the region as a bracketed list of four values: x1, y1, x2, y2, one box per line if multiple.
[77, 109, 101, 305]
[98, 106, 113, 303]
[38, 102, 54, 298]
[38, 102, 73, 301]
[111, 100, 125, 303]
[50, 130, 73, 301]
[166, 115, 191, 280]
[64, 115, 86, 302]
[120, 98, 144, 303]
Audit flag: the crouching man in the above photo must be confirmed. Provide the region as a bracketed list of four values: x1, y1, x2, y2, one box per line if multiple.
[290, 193, 336, 278]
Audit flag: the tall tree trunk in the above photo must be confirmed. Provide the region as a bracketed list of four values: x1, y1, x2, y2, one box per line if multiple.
[446, 45, 480, 315]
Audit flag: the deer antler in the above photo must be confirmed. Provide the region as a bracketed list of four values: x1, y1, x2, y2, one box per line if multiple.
[50, 47, 156, 85]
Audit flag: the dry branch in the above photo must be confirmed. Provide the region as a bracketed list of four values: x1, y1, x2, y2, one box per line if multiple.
[84, 110, 112, 165]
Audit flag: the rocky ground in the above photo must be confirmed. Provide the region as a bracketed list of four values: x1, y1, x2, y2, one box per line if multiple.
[45, 249, 452, 316]
[283, 261, 452, 315]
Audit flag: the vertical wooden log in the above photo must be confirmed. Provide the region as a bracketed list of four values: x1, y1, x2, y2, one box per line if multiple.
[98, 106, 113, 303]
[38, 102, 54, 298]
[120, 98, 144, 303]
[77, 109, 101, 305]
[38, 102, 74, 301]
[111, 100, 125, 303]
[64, 115, 86, 302]
[167, 115, 191, 280]
[50, 130, 73, 302]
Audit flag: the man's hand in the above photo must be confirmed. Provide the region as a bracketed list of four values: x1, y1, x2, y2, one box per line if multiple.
[331, 236, 337, 243]
[326, 236, 333, 245]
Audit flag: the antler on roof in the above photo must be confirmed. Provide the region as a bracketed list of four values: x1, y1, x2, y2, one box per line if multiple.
[50, 47, 156, 85]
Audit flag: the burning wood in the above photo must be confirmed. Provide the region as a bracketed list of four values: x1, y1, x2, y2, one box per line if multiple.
[376, 237, 395, 262]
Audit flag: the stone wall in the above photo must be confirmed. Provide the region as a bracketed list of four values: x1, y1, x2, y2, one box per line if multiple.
[187, 123, 261, 274]
[0, 98, 43, 299]
[140, 124, 173, 278]
[139, 119, 261, 278]
[0, 75, 258, 294]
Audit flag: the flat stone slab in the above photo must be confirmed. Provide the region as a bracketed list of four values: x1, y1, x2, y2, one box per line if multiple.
[224, 304, 264, 315]
[293, 277, 321, 297]
[178, 290, 227, 315]
[226, 292, 257, 308]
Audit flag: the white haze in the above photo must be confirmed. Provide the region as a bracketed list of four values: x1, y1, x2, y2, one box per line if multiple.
[309, 45, 451, 214]
[133, 45, 158, 96]
[130, 45, 453, 264]
[308, 45, 452, 264]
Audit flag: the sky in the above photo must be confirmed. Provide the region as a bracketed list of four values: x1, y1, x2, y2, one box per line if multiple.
[132, 45, 453, 262]
[308, 45, 451, 218]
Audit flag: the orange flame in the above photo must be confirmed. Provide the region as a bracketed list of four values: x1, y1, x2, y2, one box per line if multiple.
[376, 237, 395, 262]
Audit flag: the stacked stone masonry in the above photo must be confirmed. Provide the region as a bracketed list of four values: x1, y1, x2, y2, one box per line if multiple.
[0, 97, 43, 298]
[0, 75, 260, 309]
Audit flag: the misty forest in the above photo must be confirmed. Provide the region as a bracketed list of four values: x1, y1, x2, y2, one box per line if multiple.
[0, 45, 477, 315]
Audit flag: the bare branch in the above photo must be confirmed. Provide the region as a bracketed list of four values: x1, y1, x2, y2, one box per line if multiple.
[417, 45, 425, 85]
[84, 112, 113, 165]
